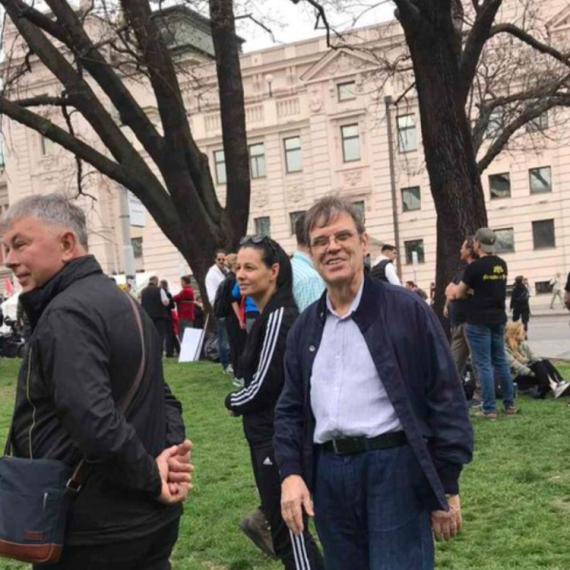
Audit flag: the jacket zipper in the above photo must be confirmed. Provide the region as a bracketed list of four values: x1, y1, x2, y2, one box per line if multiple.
[26, 347, 36, 459]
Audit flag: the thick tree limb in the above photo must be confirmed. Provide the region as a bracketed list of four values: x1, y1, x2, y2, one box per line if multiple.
[460, 0, 502, 103]
[42, 0, 166, 166]
[490, 23, 570, 67]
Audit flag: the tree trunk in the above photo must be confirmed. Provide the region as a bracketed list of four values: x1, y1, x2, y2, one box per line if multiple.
[397, 5, 488, 327]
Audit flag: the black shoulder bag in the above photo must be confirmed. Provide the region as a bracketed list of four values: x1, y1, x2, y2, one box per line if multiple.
[0, 294, 146, 565]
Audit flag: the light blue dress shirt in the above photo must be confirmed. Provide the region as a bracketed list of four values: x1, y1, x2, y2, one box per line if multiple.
[291, 251, 326, 312]
[310, 280, 402, 444]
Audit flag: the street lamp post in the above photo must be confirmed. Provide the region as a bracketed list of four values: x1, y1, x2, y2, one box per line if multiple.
[384, 94, 402, 280]
[118, 185, 136, 289]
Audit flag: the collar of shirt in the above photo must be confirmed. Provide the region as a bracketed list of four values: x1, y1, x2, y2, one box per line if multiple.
[292, 250, 316, 269]
[325, 278, 364, 320]
[373, 254, 391, 266]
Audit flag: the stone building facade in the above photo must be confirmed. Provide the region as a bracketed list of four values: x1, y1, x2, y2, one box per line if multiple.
[1, 1, 570, 300]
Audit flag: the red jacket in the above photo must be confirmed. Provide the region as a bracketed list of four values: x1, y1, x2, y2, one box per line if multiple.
[173, 286, 195, 321]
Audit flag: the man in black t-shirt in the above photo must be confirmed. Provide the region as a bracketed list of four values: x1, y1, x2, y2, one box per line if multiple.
[450, 228, 515, 420]
[444, 237, 478, 385]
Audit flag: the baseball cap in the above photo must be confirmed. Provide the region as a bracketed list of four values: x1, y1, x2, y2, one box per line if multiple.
[474, 227, 496, 253]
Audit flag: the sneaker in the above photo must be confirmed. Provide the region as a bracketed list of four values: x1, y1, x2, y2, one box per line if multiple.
[224, 364, 234, 376]
[232, 377, 245, 388]
[553, 382, 570, 399]
[239, 508, 277, 559]
[474, 410, 497, 420]
[504, 405, 518, 415]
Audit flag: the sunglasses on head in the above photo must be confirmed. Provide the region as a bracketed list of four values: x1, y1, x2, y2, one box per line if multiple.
[239, 235, 280, 260]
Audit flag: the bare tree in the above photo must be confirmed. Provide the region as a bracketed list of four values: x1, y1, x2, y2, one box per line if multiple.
[0, 0, 250, 308]
[292, 0, 570, 319]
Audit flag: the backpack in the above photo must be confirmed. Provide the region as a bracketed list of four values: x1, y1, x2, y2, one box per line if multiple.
[371, 259, 391, 283]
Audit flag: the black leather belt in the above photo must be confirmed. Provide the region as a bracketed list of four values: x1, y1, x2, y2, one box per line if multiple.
[320, 431, 407, 456]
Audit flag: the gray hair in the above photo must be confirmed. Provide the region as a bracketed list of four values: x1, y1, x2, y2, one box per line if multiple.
[0, 194, 89, 249]
[304, 195, 365, 244]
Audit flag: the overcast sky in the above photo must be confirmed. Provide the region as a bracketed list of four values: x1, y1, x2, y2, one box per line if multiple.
[237, 0, 396, 52]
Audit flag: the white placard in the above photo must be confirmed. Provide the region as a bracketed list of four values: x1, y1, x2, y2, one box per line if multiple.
[178, 327, 206, 363]
[128, 192, 146, 227]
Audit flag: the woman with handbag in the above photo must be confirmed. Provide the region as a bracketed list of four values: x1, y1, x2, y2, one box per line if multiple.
[504, 322, 570, 399]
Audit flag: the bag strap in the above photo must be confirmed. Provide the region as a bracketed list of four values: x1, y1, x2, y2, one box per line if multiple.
[66, 293, 147, 494]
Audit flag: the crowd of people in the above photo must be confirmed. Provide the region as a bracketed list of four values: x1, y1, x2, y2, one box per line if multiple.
[2, 192, 570, 570]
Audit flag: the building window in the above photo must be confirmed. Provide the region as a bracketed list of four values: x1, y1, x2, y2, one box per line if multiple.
[397, 114, 417, 152]
[535, 281, 552, 295]
[352, 200, 365, 224]
[41, 136, 54, 156]
[337, 82, 356, 102]
[249, 143, 266, 179]
[213, 150, 226, 185]
[532, 219, 555, 249]
[494, 228, 515, 253]
[529, 167, 552, 194]
[284, 136, 302, 173]
[341, 124, 360, 162]
[489, 173, 511, 199]
[131, 237, 143, 258]
[254, 216, 271, 237]
[527, 112, 549, 133]
[404, 239, 425, 264]
[401, 186, 421, 212]
[289, 210, 306, 235]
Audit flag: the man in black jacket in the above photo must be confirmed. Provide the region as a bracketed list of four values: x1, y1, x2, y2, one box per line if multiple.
[1, 194, 192, 570]
[274, 196, 472, 570]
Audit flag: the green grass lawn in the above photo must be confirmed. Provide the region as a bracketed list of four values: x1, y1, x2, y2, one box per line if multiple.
[1, 359, 570, 569]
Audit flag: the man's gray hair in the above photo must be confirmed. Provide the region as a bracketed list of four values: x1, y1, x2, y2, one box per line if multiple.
[304, 195, 365, 244]
[0, 194, 89, 249]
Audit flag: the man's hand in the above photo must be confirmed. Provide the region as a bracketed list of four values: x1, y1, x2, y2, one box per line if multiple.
[156, 445, 192, 504]
[281, 475, 314, 535]
[431, 495, 462, 541]
[167, 440, 194, 495]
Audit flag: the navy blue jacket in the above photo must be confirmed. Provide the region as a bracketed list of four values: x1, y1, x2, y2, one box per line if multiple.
[274, 275, 473, 511]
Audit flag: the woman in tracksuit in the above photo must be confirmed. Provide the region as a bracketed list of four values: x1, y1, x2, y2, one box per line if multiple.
[225, 236, 323, 570]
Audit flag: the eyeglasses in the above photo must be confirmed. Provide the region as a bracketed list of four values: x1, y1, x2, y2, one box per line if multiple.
[239, 235, 280, 259]
[310, 230, 356, 250]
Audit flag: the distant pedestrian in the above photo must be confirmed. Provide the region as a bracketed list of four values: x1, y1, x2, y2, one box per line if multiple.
[450, 228, 516, 420]
[206, 250, 230, 373]
[550, 272, 564, 309]
[444, 236, 479, 391]
[173, 275, 195, 340]
[510, 276, 530, 333]
[291, 213, 325, 311]
[141, 276, 171, 356]
[160, 279, 176, 358]
[370, 244, 401, 285]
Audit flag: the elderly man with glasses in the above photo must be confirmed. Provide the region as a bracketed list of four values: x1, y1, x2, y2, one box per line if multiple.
[274, 195, 472, 570]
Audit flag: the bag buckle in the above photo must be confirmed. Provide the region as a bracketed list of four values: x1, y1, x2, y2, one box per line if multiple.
[66, 476, 82, 495]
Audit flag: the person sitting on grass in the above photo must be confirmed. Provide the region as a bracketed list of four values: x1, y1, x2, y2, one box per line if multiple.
[504, 322, 570, 399]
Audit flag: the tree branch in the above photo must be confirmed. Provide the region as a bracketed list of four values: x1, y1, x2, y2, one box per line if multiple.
[41, 0, 166, 166]
[477, 95, 570, 173]
[460, 0, 502, 104]
[14, 95, 71, 107]
[490, 23, 570, 67]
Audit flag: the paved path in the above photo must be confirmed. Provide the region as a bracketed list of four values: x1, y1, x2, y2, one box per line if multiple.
[526, 314, 570, 360]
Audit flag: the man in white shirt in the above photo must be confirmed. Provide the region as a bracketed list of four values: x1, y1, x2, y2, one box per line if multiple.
[371, 244, 401, 285]
[205, 250, 227, 305]
[550, 272, 563, 309]
[205, 250, 231, 373]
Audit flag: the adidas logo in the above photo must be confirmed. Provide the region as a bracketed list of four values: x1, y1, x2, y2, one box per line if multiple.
[263, 457, 273, 466]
